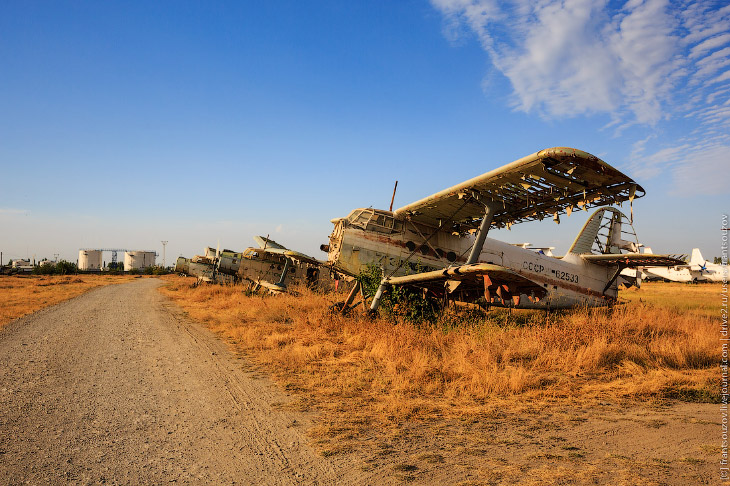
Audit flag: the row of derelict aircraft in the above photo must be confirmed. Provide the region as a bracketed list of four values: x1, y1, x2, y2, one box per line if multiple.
[176, 147, 723, 312]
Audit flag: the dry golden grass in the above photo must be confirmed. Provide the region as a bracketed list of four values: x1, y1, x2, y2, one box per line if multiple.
[159, 277, 720, 439]
[0, 274, 136, 328]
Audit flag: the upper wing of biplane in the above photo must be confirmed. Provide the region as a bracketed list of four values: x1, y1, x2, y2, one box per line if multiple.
[251, 235, 342, 269]
[386, 262, 547, 307]
[393, 147, 644, 232]
[260, 247, 328, 266]
[582, 253, 686, 268]
[253, 235, 287, 250]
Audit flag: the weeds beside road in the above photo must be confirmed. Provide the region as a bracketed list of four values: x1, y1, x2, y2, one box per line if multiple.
[159, 278, 718, 428]
[0, 274, 136, 328]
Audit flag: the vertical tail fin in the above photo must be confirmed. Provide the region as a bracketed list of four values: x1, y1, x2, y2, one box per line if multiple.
[567, 209, 607, 254]
[568, 207, 637, 255]
[690, 248, 704, 265]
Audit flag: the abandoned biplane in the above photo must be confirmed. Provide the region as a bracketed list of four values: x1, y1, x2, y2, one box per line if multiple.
[322, 147, 685, 311]
[177, 246, 240, 284]
[238, 236, 346, 293]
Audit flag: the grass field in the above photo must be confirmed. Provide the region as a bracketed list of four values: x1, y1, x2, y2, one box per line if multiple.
[159, 277, 720, 430]
[159, 278, 722, 483]
[0, 274, 135, 328]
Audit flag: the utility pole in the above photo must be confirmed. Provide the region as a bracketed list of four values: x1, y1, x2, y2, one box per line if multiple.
[161, 241, 168, 269]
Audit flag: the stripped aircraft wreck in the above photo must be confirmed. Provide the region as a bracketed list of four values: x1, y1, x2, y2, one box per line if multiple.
[322, 147, 685, 311]
[177, 237, 344, 293]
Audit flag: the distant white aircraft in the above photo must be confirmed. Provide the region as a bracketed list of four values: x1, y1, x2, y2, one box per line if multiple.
[641, 247, 726, 283]
[511, 243, 556, 257]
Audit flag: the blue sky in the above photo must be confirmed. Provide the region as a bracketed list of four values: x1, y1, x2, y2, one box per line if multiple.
[1, 0, 728, 265]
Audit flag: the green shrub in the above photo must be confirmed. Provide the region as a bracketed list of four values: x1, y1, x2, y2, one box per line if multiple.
[357, 264, 439, 324]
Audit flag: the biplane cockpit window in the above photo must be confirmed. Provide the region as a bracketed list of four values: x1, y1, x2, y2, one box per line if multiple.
[367, 211, 403, 234]
[347, 209, 373, 230]
[346, 208, 403, 234]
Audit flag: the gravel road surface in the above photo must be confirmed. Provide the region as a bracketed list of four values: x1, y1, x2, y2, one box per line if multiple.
[0, 278, 354, 485]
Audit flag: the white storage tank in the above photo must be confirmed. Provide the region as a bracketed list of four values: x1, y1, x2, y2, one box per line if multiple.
[78, 250, 102, 271]
[124, 251, 156, 271]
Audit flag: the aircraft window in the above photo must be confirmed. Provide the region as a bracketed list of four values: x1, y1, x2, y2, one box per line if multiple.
[367, 221, 391, 233]
[420, 246, 430, 256]
[446, 251, 457, 262]
[351, 210, 372, 229]
[406, 241, 417, 252]
[392, 220, 403, 232]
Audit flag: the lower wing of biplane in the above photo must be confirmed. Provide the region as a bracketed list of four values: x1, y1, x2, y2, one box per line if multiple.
[385, 263, 548, 307]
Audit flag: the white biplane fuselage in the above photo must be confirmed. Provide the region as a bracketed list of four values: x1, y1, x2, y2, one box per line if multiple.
[324, 148, 684, 311]
[327, 208, 621, 309]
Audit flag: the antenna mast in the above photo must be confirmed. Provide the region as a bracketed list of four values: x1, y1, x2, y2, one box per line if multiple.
[389, 180, 398, 212]
[161, 241, 168, 268]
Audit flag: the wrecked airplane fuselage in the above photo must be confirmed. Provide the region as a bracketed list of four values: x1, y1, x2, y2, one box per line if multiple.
[324, 207, 470, 278]
[237, 245, 341, 293]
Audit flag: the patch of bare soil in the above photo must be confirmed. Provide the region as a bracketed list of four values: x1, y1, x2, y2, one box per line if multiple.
[330, 400, 716, 485]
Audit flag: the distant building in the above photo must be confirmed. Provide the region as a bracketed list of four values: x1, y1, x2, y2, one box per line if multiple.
[11, 259, 33, 272]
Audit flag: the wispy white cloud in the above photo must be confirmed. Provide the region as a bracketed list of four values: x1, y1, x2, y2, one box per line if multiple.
[669, 144, 730, 196]
[0, 208, 30, 215]
[432, 0, 730, 194]
[433, 0, 728, 125]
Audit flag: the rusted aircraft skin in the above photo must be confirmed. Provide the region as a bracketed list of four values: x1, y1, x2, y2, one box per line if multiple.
[237, 247, 340, 291]
[175, 257, 190, 274]
[187, 262, 216, 282]
[327, 208, 467, 278]
[217, 251, 244, 276]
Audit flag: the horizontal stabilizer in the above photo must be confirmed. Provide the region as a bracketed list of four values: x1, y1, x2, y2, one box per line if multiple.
[582, 253, 685, 267]
[253, 235, 287, 250]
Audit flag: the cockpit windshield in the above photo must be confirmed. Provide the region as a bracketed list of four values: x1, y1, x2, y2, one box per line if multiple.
[345, 208, 403, 234]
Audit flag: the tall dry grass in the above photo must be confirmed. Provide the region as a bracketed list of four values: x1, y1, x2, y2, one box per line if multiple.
[159, 277, 720, 438]
[0, 274, 135, 328]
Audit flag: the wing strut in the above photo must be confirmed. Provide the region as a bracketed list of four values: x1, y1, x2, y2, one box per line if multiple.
[602, 260, 628, 294]
[276, 257, 291, 287]
[370, 200, 497, 312]
[466, 201, 497, 264]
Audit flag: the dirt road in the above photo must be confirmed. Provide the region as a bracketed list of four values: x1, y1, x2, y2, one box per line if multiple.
[0, 278, 353, 485]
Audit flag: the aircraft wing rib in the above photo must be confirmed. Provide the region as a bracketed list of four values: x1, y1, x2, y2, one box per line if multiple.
[392, 147, 644, 231]
[386, 263, 547, 306]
